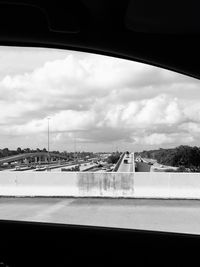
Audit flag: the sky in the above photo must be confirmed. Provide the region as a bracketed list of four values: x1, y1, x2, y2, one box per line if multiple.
[0, 46, 200, 152]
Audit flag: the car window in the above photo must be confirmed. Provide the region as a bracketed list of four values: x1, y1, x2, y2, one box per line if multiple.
[0, 46, 200, 234]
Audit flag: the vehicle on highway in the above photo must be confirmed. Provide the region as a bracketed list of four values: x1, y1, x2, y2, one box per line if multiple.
[15, 166, 33, 171]
[61, 165, 80, 172]
[35, 165, 46, 171]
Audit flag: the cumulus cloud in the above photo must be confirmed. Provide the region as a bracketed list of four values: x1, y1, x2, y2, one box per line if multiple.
[134, 133, 194, 146]
[134, 133, 174, 145]
[0, 47, 200, 151]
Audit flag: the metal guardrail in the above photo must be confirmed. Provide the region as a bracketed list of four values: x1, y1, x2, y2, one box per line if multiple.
[112, 152, 126, 172]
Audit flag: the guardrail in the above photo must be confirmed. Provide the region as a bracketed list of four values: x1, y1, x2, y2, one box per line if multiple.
[0, 172, 200, 198]
[112, 152, 126, 172]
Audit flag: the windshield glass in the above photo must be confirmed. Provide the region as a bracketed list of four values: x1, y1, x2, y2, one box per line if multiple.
[0, 46, 200, 234]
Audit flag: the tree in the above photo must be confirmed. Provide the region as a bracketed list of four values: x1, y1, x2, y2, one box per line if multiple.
[2, 148, 9, 157]
[24, 148, 31, 153]
[138, 145, 200, 171]
[17, 147, 22, 154]
[107, 152, 121, 164]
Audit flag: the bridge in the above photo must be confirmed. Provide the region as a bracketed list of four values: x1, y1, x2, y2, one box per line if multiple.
[0, 152, 68, 165]
[114, 152, 135, 172]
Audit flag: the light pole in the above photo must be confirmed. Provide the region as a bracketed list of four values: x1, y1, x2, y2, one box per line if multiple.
[47, 117, 50, 171]
[74, 133, 76, 162]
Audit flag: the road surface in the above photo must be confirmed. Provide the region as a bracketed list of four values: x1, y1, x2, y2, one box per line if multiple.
[117, 153, 134, 172]
[50, 163, 97, 172]
[0, 198, 200, 235]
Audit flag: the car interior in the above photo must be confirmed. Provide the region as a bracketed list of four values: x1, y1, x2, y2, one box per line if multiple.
[0, 0, 200, 266]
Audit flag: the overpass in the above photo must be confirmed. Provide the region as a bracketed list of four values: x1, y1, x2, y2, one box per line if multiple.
[0, 152, 68, 165]
[114, 152, 135, 172]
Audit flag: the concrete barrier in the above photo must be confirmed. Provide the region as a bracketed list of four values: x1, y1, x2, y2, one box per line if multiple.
[0, 172, 78, 196]
[134, 172, 200, 199]
[113, 152, 125, 172]
[0, 172, 200, 198]
[78, 173, 134, 197]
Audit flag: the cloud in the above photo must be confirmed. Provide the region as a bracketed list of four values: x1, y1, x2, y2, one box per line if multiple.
[0, 47, 200, 151]
[11, 109, 95, 134]
[179, 122, 200, 134]
[134, 133, 174, 145]
[134, 133, 194, 146]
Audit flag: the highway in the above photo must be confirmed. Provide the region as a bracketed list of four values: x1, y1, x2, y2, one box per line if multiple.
[117, 153, 135, 172]
[0, 198, 200, 235]
[140, 158, 178, 172]
[50, 162, 97, 172]
[1, 161, 99, 172]
[0, 152, 114, 172]
[135, 157, 178, 172]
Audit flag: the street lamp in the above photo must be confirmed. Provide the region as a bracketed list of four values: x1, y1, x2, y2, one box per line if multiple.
[47, 117, 50, 171]
[74, 133, 76, 162]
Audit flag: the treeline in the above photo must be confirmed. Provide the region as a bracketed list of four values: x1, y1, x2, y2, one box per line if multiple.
[107, 151, 121, 164]
[0, 147, 94, 159]
[137, 145, 200, 171]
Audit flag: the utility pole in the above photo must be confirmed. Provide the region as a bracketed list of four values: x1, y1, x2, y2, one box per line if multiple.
[74, 133, 76, 162]
[47, 117, 50, 171]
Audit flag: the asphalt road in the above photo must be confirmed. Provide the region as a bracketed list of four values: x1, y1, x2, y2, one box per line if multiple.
[117, 154, 133, 172]
[0, 198, 200, 235]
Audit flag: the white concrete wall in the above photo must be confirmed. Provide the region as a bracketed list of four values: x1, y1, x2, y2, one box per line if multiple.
[133, 173, 200, 199]
[0, 172, 78, 196]
[0, 172, 200, 198]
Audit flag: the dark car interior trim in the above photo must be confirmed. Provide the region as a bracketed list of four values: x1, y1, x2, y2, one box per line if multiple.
[0, 1, 199, 266]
